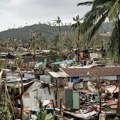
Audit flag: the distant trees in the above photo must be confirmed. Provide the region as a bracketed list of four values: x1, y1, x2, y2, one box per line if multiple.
[31, 33, 37, 61]
[51, 33, 59, 51]
[37, 33, 48, 50]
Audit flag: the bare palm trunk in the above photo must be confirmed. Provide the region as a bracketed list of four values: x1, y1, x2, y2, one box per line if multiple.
[77, 29, 80, 64]
[33, 48, 36, 61]
[32, 33, 36, 62]
[59, 24, 61, 41]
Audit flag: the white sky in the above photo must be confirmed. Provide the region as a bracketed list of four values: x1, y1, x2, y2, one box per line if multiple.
[0, 0, 90, 32]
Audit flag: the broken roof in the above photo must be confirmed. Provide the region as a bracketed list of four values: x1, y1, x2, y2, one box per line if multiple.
[62, 67, 120, 77]
[105, 85, 119, 93]
[7, 77, 35, 83]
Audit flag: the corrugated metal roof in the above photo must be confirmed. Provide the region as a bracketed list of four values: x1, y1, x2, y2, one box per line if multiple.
[7, 77, 35, 83]
[62, 67, 120, 77]
[48, 71, 69, 78]
[7, 81, 34, 88]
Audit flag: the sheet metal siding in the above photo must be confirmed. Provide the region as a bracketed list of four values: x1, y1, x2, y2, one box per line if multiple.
[23, 88, 54, 108]
[80, 76, 117, 81]
[73, 91, 80, 109]
[40, 75, 51, 83]
[65, 88, 73, 108]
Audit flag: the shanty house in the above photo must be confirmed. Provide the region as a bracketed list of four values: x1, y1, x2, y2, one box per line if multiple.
[48, 71, 69, 86]
[62, 67, 120, 82]
[22, 81, 54, 108]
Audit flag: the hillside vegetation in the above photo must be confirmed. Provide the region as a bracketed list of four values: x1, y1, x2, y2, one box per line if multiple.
[0, 22, 112, 40]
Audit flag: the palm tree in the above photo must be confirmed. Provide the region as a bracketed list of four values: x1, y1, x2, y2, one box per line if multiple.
[78, 0, 120, 63]
[53, 16, 63, 41]
[78, 0, 120, 116]
[31, 33, 37, 61]
[71, 15, 81, 63]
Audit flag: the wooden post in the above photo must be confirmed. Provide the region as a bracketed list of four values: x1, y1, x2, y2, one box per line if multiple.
[28, 112, 30, 120]
[55, 80, 58, 106]
[60, 99, 62, 114]
[19, 69, 24, 120]
[52, 99, 55, 112]
[39, 100, 42, 120]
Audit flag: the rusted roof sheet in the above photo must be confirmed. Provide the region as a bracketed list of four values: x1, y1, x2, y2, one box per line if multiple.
[79, 89, 90, 93]
[62, 67, 120, 77]
[106, 100, 117, 106]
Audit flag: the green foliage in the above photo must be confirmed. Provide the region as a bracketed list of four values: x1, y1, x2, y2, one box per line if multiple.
[52, 64, 59, 72]
[11, 66, 17, 71]
[108, 19, 120, 62]
[0, 83, 14, 120]
[36, 111, 57, 120]
[0, 22, 111, 41]
[0, 24, 73, 40]
[53, 16, 62, 35]
[37, 33, 48, 50]
[42, 111, 47, 120]
[78, 0, 120, 62]
[105, 113, 118, 120]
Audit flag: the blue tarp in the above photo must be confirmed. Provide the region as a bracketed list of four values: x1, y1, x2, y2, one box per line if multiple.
[52, 61, 62, 65]
[63, 59, 75, 64]
[34, 62, 44, 69]
[70, 76, 80, 82]
[52, 59, 75, 65]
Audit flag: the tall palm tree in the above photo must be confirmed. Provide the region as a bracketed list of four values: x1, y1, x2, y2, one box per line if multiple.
[53, 16, 63, 41]
[78, 0, 120, 115]
[71, 15, 81, 63]
[78, 0, 120, 62]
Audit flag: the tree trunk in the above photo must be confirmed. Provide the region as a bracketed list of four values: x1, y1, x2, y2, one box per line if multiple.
[77, 28, 80, 64]
[99, 92, 102, 114]
[117, 80, 120, 117]
[39, 100, 42, 120]
[98, 90, 102, 120]
[77, 46, 80, 64]
[59, 24, 61, 42]
[20, 96, 24, 120]
[117, 16, 120, 118]
[55, 80, 58, 107]
[19, 70, 24, 120]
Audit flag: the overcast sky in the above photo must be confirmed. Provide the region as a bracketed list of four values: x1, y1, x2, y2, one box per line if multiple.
[0, 0, 90, 32]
